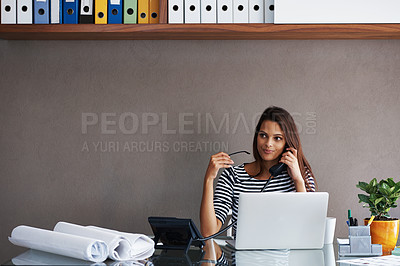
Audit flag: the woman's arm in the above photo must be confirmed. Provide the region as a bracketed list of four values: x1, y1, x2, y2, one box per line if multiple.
[200, 176, 221, 237]
[200, 152, 233, 237]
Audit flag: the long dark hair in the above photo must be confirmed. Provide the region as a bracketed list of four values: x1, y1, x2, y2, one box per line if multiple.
[252, 106, 316, 191]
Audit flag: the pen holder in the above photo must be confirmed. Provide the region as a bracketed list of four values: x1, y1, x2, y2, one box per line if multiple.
[349, 226, 371, 253]
[338, 226, 382, 257]
[349, 226, 370, 237]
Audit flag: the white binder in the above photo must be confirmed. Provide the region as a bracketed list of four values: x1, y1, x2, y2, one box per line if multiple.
[249, 0, 263, 23]
[233, 0, 248, 22]
[185, 0, 200, 23]
[50, 0, 60, 23]
[1, 0, 17, 24]
[17, 0, 32, 23]
[275, 0, 400, 24]
[217, 0, 232, 23]
[169, 0, 184, 23]
[201, 0, 216, 23]
[264, 0, 273, 23]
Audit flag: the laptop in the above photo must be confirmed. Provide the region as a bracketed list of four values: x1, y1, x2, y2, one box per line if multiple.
[227, 192, 329, 250]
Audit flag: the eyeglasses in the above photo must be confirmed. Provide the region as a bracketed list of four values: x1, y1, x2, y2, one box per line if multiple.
[226, 151, 252, 184]
[228, 150, 250, 157]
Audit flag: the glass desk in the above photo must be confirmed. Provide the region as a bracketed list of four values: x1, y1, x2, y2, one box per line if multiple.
[2, 238, 360, 266]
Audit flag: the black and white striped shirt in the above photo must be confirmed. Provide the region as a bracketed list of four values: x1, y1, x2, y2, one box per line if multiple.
[213, 163, 316, 236]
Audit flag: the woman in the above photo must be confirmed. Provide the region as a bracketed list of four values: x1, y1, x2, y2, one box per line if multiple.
[200, 106, 316, 238]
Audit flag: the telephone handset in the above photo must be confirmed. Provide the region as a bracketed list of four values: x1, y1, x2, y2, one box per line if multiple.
[262, 146, 290, 192]
[269, 162, 287, 177]
[268, 145, 290, 177]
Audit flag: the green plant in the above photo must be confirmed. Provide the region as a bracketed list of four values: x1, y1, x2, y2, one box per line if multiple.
[356, 178, 400, 220]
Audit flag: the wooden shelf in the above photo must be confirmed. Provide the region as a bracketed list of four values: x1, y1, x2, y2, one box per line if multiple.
[2, 23, 400, 40]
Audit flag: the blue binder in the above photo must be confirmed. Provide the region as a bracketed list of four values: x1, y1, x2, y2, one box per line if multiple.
[34, 0, 50, 24]
[63, 0, 79, 23]
[108, 0, 122, 23]
[60, 0, 63, 23]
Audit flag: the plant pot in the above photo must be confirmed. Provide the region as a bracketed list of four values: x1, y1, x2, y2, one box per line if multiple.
[364, 218, 399, 255]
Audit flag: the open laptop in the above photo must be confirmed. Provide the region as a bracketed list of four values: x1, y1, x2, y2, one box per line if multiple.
[227, 192, 329, 250]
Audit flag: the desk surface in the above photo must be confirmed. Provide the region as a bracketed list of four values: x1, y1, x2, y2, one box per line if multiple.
[2, 239, 362, 266]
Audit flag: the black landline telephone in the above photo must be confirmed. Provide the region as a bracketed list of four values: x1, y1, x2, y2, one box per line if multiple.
[148, 216, 233, 253]
[148, 217, 205, 254]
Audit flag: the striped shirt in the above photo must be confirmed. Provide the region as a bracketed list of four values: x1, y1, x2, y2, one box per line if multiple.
[213, 163, 316, 236]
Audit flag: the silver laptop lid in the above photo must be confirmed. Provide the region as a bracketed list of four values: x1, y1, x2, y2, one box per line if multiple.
[235, 192, 329, 250]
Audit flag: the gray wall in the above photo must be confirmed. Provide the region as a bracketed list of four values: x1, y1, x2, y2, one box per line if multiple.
[1, 40, 400, 263]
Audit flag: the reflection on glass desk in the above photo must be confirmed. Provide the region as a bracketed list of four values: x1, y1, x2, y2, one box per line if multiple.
[4, 238, 338, 266]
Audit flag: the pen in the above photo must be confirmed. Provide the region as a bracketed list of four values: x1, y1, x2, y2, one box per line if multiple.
[348, 209, 354, 226]
[367, 216, 375, 226]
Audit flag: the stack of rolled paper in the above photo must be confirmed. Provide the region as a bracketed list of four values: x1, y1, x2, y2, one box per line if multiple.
[9, 221, 155, 263]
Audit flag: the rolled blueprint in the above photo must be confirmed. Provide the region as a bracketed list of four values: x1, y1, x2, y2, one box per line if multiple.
[87, 226, 155, 261]
[54, 222, 132, 261]
[9, 226, 108, 263]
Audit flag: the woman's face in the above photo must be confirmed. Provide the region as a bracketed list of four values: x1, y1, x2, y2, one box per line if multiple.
[257, 120, 286, 163]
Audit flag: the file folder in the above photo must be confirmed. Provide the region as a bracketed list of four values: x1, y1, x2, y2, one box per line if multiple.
[59, 0, 63, 22]
[168, 0, 183, 23]
[50, 0, 60, 23]
[264, 0, 273, 23]
[17, 0, 32, 24]
[149, 0, 159, 23]
[108, 0, 122, 23]
[159, 0, 167, 23]
[63, 0, 79, 23]
[217, 0, 232, 23]
[274, 0, 400, 23]
[185, 0, 200, 23]
[249, 0, 263, 23]
[138, 0, 149, 23]
[34, 0, 49, 23]
[1, 0, 17, 24]
[124, 0, 137, 23]
[200, 0, 216, 23]
[1, 0, 16, 24]
[95, 0, 107, 23]
[233, 0, 248, 23]
[80, 0, 94, 23]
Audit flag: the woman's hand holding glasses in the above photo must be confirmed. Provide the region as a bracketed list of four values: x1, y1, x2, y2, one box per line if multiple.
[205, 151, 250, 181]
[205, 152, 234, 180]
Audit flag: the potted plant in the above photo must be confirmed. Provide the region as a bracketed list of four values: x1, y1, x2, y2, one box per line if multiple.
[357, 178, 400, 255]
